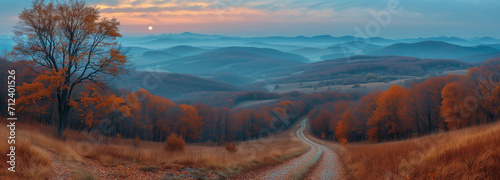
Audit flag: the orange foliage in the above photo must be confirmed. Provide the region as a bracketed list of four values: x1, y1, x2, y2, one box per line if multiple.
[164, 133, 186, 152]
[368, 85, 410, 141]
[12, 0, 129, 137]
[440, 81, 473, 129]
[178, 104, 203, 141]
[225, 143, 238, 153]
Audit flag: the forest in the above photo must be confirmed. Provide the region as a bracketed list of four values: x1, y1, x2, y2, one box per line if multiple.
[308, 58, 500, 142]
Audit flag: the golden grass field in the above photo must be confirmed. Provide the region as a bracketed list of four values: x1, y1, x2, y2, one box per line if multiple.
[0, 122, 307, 179]
[315, 122, 500, 180]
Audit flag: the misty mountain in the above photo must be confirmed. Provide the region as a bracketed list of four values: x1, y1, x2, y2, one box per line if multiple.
[0, 36, 12, 52]
[399, 36, 475, 46]
[142, 50, 179, 60]
[211, 46, 309, 63]
[290, 47, 332, 62]
[162, 45, 209, 56]
[144, 50, 306, 77]
[320, 41, 382, 60]
[457, 52, 500, 63]
[114, 71, 241, 99]
[126, 46, 154, 55]
[368, 41, 499, 61]
[471, 37, 500, 44]
[485, 43, 500, 50]
[270, 55, 471, 84]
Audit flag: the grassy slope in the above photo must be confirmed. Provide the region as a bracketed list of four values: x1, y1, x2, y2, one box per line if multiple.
[0, 122, 306, 179]
[315, 122, 500, 180]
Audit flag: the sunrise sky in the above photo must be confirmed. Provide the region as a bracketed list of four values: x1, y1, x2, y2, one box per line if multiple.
[1, 0, 499, 38]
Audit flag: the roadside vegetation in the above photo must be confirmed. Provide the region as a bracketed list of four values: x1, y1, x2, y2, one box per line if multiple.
[316, 122, 500, 179]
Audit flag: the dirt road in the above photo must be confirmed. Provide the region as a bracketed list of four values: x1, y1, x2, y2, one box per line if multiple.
[236, 118, 343, 180]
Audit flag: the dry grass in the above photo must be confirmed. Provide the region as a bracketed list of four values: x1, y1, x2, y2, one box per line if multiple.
[322, 122, 500, 180]
[2, 121, 307, 178]
[75, 123, 307, 175]
[0, 123, 53, 180]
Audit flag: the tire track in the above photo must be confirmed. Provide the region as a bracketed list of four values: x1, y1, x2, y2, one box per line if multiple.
[236, 118, 343, 180]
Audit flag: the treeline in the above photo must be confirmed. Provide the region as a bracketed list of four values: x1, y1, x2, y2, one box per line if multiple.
[309, 58, 500, 142]
[4, 58, 360, 143]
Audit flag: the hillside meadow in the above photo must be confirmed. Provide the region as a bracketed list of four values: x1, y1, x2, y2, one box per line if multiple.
[0, 122, 307, 179]
[314, 122, 500, 179]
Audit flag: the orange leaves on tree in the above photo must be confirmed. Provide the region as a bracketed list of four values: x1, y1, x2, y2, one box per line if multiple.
[178, 104, 203, 141]
[336, 110, 353, 143]
[12, 0, 130, 137]
[440, 81, 472, 129]
[18, 69, 64, 113]
[368, 85, 410, 141]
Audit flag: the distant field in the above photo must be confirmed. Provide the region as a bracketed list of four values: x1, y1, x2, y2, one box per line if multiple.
[267, 69, 468, 94]
[233, 99, 280, 109]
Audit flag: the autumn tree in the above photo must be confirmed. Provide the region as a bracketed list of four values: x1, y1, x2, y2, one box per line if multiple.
[406, 75, 459, 134]
[136, 88, 175, 141]
[335, 110, 353, 143]
[74, 84, 138, 143]
[368, 85, 410, 141]
[310, 108, 334, 139]
[237, 109, 272, 140]
[12, 0, 130, 137]
[177, 104, 203, 142]
[468, 58, 500, 122]
[440, 81, 473, 129]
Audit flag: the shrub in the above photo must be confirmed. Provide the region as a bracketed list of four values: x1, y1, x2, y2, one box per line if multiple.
[133, 135, 141, 147]
[225, 143, 238, 153]
[164, 133, 185, 152]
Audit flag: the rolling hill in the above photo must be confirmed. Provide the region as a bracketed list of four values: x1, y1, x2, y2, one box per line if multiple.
[114, 71, 241, 99]
[211, 46, 309, 62]
[140, 46, 309, 78]
[161, 45, 209, 56]
[320, 41, 382, 60]
[147, 51, 305, 77]
[368, 41, 498, 61]
[457, 52, 500, 63]
[270, 55, 472, 84]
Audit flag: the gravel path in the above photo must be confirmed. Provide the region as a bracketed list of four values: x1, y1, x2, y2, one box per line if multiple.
[235, 118, 343, 180]
[305, 141, 344, 180]
[44, 149, 74, 180]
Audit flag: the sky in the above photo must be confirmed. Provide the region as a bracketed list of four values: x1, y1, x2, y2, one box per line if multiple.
[0, 0, 499, 38]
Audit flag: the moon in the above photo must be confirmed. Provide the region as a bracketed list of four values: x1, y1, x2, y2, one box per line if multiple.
[148, 26, 153, 31]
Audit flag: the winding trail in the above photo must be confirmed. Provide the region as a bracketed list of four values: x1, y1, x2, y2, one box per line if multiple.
[237, 118, 344, 180]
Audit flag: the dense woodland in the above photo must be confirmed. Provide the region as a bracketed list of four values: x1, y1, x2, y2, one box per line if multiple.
[309, 58, 500, 142]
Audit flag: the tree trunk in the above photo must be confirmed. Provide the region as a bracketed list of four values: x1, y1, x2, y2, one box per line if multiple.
[57, 109, 68, 137]
[57, 88, 70, 138]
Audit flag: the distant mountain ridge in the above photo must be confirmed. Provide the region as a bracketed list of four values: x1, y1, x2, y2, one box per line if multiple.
[270, 55, 472, 84]
[115, 71, 241, 99]
[368, 41, 499, 60]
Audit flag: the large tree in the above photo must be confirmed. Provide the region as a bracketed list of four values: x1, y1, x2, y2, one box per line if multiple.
[12, 0, 129, 137]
